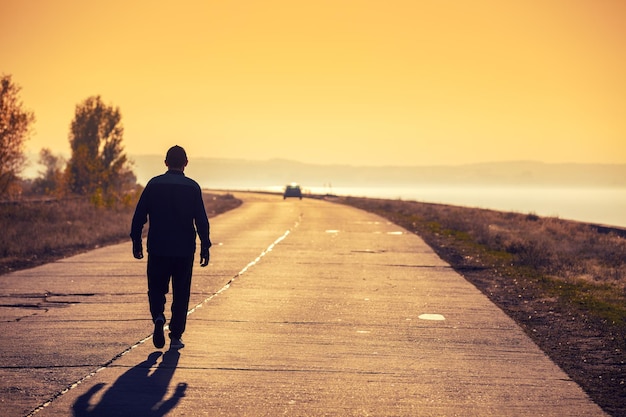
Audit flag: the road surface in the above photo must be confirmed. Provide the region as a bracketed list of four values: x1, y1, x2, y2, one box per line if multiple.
[0, 193, 607, 416]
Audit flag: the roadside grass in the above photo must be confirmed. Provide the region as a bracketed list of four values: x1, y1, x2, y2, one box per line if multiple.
[338, 196, 626, 416]
[0, 192, 241, 275]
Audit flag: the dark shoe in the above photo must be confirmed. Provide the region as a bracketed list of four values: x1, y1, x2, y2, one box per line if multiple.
[153, 316, 165, 348]
[170, 338, 185, 349]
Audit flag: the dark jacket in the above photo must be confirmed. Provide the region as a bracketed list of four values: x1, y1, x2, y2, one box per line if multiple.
[130, 170, 211, 257]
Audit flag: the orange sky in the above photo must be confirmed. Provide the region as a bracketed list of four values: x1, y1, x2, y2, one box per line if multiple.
[2, 0, 625, 166]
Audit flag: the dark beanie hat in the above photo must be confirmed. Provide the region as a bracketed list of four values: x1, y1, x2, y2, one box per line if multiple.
[165, 145, 187, 168]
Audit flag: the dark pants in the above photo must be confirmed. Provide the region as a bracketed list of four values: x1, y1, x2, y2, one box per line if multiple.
[147, 255, 194, 340]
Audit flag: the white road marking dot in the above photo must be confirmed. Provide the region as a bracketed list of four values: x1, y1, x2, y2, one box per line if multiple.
[418, 314, 446, 321]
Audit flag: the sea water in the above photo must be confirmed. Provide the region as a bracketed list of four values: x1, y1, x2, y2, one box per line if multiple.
[261, 185, 626, 228]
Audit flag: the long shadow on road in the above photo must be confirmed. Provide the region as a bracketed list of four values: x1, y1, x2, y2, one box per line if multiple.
[72, 350, 186, 417]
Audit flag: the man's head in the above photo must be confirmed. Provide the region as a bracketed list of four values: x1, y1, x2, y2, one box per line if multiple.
[165, 145, 188, 170]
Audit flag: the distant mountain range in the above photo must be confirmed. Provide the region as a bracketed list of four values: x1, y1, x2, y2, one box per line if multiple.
[130, 155, 626, 189]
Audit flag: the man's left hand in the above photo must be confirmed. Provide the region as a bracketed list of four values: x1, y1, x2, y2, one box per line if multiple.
[200, 246, 210, 267]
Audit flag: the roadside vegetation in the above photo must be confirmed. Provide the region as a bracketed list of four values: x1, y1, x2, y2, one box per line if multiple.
[338, 196, 625, 416]
[0, 73, 247, 274]
[0, 192, 241, 275]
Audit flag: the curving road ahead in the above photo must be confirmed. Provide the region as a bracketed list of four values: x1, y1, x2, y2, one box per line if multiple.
[0, 193, 607, 416]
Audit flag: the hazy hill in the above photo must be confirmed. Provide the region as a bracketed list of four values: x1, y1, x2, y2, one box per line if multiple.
[130, 155, 626, 190]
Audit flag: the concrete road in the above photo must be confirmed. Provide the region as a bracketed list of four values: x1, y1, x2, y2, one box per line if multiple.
[0, 193, 607, 416]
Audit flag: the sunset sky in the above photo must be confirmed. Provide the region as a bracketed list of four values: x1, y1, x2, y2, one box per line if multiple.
[2, 0, 625, 166]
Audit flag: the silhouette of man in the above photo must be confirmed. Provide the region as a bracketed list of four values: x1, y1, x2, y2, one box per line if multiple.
[130, 145, 211, 349]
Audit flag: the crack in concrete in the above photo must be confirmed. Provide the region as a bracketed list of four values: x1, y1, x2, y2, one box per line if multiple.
[110, 365, 395, 376]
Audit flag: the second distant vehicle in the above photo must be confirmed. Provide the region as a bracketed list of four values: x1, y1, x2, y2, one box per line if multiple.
[283, 184, 303, 199]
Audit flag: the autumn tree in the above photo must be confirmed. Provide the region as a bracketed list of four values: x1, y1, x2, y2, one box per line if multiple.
[0, 75, 35, 197]
[31, 148, 66, 196]
[65, 96, 136, 205]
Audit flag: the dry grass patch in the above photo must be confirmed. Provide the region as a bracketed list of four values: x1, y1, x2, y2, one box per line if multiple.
[0, 192, 241, 274]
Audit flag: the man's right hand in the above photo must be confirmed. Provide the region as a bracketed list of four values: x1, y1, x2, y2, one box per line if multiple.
[132, 240, 144, 259]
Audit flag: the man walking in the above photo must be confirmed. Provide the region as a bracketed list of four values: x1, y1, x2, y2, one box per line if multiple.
[130, 145, 211, 349]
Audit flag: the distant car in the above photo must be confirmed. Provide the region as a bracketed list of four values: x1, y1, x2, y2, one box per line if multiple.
[283, 184, 302, 199]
